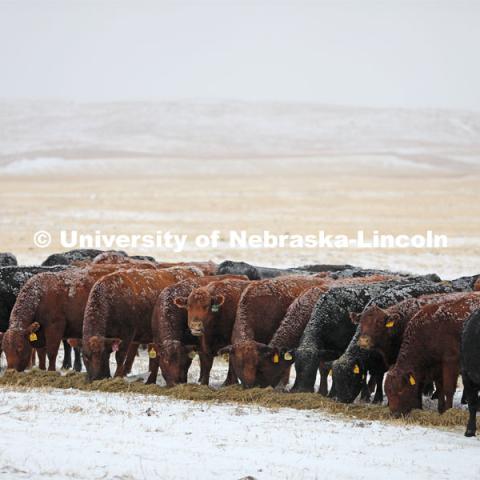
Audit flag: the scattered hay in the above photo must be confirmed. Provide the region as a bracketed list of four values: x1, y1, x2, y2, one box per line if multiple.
[0, 369, 473, 431]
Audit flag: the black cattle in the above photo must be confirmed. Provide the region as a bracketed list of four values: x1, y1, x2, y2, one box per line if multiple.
[331, 281, 457, 404]
[0, 253, 17, 267]
[451, 274, 480, 292]
[216, 260, 314, 280]
[41, 249, 128, 266]
[461, 309, 480, 437]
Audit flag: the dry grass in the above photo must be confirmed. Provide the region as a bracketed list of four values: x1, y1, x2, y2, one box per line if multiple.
[0, 369, 473, 431]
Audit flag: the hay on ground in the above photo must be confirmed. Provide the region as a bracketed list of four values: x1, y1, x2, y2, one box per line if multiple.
[0, 369, 473, 431]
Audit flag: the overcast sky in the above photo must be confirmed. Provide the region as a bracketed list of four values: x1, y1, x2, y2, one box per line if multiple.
[1, 0, 479, 110]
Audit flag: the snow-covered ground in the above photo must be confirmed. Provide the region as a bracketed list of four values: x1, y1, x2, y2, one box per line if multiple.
[1, 386, 479, 480]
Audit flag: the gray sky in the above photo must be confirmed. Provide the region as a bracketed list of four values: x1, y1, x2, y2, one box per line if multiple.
[1, 0, 479, 109]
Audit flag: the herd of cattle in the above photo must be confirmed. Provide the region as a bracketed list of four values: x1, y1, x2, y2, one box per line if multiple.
[1, 249, 480, 436]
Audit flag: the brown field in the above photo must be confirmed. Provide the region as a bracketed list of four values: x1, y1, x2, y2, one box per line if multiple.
[1, 158, 479, 278]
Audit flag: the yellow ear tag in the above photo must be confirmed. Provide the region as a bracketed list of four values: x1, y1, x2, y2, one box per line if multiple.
[283, 352, 293, 361]
[29, 332, 37, 342]
[353, 364, 360, 374]
[188, 351, 197, 359]
[409, 375, 416, 386]
[328, 369, 332, 376]
[222, 353, 229, 361]
[148, 349, 157, 359]
[273, 353, 279, 364]
[385, 321, 395, 328]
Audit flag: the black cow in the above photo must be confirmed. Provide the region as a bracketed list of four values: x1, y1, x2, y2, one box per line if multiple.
[41, 249, 128, 266]
[0, 253, 17, 267]
[461, 309, 480, 437]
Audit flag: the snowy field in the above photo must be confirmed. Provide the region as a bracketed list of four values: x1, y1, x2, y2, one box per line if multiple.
[1, 348, 478, 480]
[1, 386, 480, 480]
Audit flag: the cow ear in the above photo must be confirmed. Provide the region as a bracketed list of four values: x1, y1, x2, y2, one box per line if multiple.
[350, 312, 361, 324]
[26, 322, 41, 334]
[67, 338, 83, 348]
[174, 296, 188, 309]
[385, 313, 400, 328]
[407, 372, 416, 386]
[105, 338, 122, 352]
[282, 349, 295, 363]
[212, 294, 225, 307]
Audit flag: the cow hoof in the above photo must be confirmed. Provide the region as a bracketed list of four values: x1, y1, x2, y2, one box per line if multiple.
[465, 429, 476, 437]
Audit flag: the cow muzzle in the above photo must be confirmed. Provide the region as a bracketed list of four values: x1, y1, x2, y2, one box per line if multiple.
[189, 322, 204, 336]
[358, 335, 373, 349]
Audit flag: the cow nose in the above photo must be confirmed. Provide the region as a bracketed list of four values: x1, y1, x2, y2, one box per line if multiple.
[189, 321, 204, 336]
[358, 335, 372, 349]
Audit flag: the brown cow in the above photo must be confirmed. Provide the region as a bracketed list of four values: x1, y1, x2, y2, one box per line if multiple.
[385, 292, 480, 416]
[175, 278, 251, 385]
[148, 275, 247, 386]
[219, 276, 329, 388]
[357, 292, 465, 366]
[92, 253, 217, 276]
[80, 267, 201, 381]
[1, 264, 141, 372]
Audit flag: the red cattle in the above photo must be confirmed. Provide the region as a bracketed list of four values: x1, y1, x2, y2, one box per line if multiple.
[148, 275, 247, 386]
[385, 292, 480, 416]
[1, 264, 135, 372]
[79, 267, 201, 381]
[357, 292, 464, 366]
[176, 278, 251, 385]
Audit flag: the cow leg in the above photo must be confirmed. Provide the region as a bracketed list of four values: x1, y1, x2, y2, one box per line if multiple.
[435, 377, 446, 414]
[279, 366, 292, 388]
[46, 339, 62, 371]
[62, 340, 72, 369]
[123, 343, 139, 376]
[360, 376, 371, 402]
[146, 357, 159, 385]
[113, 343, 130, 377]
[372, 371, 385, 404]
[442, 363, 459, 412]
[30, 349, 36, 368]
[198, 353, 214, 385]
[36, 347, 47, 370]
[222, 357, 238, 386]
[463, 375, 479, 437]
[73, 347, 82, 372]
[318, 364, 329, 396]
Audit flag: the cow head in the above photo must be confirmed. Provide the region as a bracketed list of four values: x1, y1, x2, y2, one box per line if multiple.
[218, 341, 294, 388]
[331, 357, 366, 403]
[357, 306, 399, 352]
[82, 335, 121, 381]
[155, 340, 197, 387]
[175, 289, 225, 337]
[1, 323, 40, 371]
[384, 368, 420, 416]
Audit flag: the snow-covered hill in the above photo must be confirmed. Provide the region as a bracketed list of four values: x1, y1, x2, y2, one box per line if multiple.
[0, 101, 479, 174]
